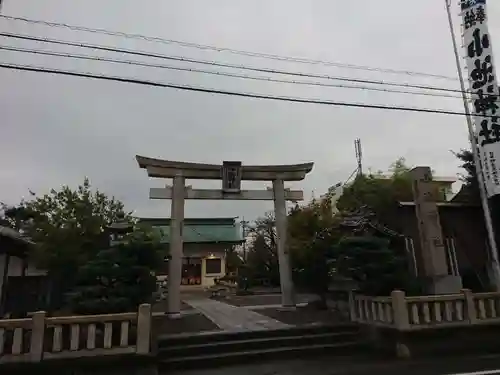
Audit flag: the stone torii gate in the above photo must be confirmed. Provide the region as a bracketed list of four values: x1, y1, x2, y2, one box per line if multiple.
[136, 156, 314, 317]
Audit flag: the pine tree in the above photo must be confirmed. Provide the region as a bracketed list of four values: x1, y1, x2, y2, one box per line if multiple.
[68, 226, 161, 314]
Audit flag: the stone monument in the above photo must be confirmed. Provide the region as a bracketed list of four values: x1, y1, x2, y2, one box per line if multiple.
[410, 166, 462, 294]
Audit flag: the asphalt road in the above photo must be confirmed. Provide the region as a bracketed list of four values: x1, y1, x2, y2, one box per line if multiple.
[165, 354, 500, 375]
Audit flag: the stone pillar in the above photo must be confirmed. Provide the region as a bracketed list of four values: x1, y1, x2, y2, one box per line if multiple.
[273, 179, 295, 308]
[410, 167, 462, 294]
[136, 303, 152, 354]
[30, 311, 46, 362]
[167, 175, 185, 318]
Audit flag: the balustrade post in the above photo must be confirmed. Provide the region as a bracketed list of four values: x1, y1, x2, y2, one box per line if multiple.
[30, 311, 46, 362]
[391, 290, 410, 330]
[462, 289, 477, 324]
[136, 304, 152, 354]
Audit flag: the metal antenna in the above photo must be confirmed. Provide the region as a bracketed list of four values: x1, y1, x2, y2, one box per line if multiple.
[354, 138, 363, 176]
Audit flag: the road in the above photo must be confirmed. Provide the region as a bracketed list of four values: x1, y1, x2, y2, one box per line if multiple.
[165, 354, 500, 375]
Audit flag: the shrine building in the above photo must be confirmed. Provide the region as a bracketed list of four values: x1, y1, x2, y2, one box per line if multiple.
[140, 217, 243, 288]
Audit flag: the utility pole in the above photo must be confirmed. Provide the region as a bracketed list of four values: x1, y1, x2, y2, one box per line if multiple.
[445, 0, 500, 290]
[354, 138, 363, 176]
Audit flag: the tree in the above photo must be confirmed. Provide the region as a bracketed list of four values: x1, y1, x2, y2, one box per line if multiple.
[2, 178, 132, 309]
[288, 196, 341, 307]
[336, 236, 416, 296]
[336, 158, 414, 230]
[454, 149, 480, 203]
[225, 246, 243, 268]
[68, 225, 161, 314]
[246, 213, 280, 286]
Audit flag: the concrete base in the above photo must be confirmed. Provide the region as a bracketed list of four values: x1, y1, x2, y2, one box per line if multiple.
[165, 312, 182, 319]
[430, 275, 463, 295]
[363, 324, 500, 360]
[278, 305, 297, 311]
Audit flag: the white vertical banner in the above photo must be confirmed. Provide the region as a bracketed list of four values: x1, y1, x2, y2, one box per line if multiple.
[461, 0, 500, 197]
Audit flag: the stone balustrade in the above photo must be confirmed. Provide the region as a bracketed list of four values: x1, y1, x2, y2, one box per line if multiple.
[350, 290, 500, 330]
[0, 304, 151, 364]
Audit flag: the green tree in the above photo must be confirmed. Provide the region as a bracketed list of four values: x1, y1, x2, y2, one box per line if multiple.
[455, 149, 476, 187]
[336, 158, 414, 228]
[68, 225, 161, 314]
[288, 196, 340, 307]
[246, 213, 280, 286]
[2, 178, 132, 309]
[336, 236, 416, 296]
[453, 149, 480, 203]
[225, 245, 243, 271]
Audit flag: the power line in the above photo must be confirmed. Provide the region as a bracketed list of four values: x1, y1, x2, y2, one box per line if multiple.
[0, 44, 468, 100]
[0, 14, 459, 81]
[0, 61, 492, 118]
[0, 32, 469, 96]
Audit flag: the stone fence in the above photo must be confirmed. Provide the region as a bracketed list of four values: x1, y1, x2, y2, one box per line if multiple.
[350, 290, 500, 330]
[0, 304, 151, 364]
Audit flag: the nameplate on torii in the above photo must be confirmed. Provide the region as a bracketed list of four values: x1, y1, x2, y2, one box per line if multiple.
[150, 187, 304, 201]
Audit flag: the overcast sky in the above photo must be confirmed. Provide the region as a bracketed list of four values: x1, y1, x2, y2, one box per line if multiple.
[1, 0, 499, 220]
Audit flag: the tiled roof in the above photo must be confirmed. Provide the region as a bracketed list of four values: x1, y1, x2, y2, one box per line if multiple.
[0, 226, 34, 245]
[339, 206, 401, 237]
[139, 218, 244, 244]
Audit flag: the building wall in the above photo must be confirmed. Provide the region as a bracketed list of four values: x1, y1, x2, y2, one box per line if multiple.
[184, 243, 227, 287]
[0, 254, 47, 315]
[0, 254, 6, 308]
[6, 256, 23, 276]
[158, 243, 229, 287]
[398, 204, 490, 290]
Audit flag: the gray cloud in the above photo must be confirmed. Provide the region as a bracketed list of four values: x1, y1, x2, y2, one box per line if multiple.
[1, 0, 496, 220]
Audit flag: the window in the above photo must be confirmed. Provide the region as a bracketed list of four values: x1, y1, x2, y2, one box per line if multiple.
[205, 258, 222, 274]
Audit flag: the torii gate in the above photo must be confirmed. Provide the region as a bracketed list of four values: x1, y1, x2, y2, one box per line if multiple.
[136, 156, 314, 317]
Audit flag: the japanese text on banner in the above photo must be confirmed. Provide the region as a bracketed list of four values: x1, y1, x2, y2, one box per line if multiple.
[462, 0, 500, 197]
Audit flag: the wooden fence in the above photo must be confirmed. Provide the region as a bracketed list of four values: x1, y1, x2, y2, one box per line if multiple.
[350, 290, 500, 330]
[0, 304, 151, 364]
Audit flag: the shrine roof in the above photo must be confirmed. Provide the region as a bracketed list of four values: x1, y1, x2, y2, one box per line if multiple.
[0, 225, 34, 256]
[139, 217, 244, 244]
[136, 155, 313, 181]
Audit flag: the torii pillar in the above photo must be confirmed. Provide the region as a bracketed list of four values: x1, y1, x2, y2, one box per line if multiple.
[137, 156, 314, 316]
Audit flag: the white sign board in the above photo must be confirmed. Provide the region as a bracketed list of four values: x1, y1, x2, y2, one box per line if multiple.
[461, 0, 500, 197]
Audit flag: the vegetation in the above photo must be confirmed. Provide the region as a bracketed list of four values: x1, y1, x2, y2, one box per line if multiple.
[245, 213, 280, 286]
[336, 236, 417, 296]
[1, 179, 161, 312]
[288, 196, 340, 307]
[68, 225, 161, 314]
[336, 157, 413, 227]
[243, 158, 421, 299]
[454, 149, 480, 203]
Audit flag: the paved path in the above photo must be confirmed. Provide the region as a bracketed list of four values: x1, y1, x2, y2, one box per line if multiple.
[183, 298, 290, 331]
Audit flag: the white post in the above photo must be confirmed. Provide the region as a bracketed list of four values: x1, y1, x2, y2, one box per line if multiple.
[273, 179, 295, 308]
[462, 289, 478, 324]
[167, 175, 185, 318]
[30, 311, 45, 362]
[391, 290, 410, 330]
[136, 304, 152, 354]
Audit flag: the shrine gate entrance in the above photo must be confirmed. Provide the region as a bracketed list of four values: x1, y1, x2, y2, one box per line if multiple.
[136, 156, 314, 317]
